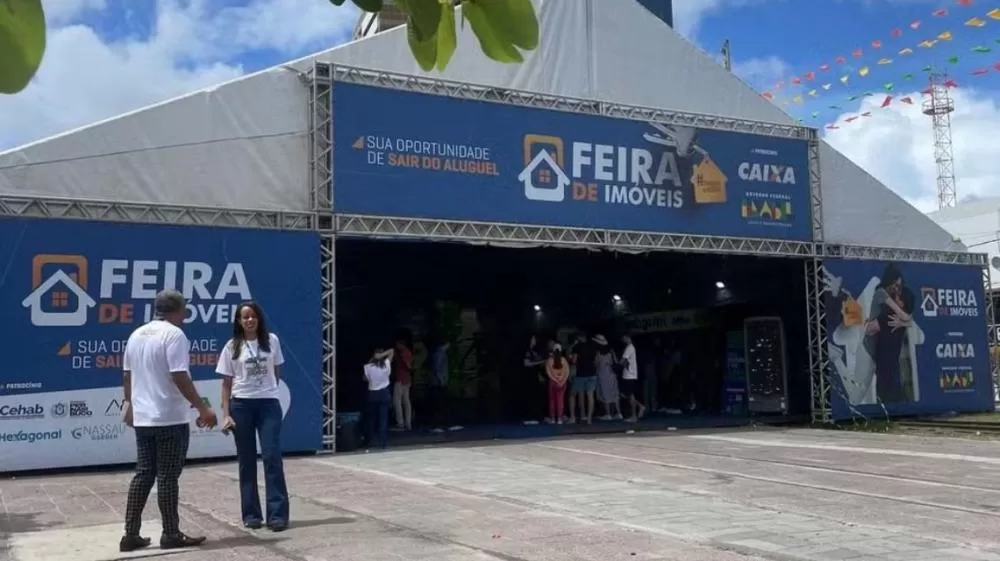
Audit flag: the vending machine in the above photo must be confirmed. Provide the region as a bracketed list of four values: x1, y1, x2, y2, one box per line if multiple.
[744, 317, 789, 415]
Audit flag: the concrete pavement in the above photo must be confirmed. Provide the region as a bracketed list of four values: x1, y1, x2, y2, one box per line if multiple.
[4, 427, 1000, 560]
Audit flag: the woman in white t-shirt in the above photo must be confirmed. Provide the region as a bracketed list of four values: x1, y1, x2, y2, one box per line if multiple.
[363, 347, 394, 451]
[216, 302, 289, 532]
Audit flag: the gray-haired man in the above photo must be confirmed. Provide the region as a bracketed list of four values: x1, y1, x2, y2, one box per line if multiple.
[119, 290, 218, 552]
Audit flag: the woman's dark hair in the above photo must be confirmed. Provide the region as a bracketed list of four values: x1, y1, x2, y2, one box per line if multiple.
[879, 263, 903, 288]
[551, 344, 564, 362]
[370, 347, 389, 366]
[231, 301, 271, 359]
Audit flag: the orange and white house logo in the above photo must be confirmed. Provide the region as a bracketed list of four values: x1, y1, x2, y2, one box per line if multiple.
[21, 255, 97, 328]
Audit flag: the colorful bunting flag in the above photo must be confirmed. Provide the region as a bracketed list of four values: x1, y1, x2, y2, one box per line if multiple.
[872, 40, 883, 48]
[822, 83, 832, 90]
[938, 31, 954, 40]
[971, 67, 990, 74]
[881, 96, 893, 108]
[853, 48, 864, 58]
[840, 75, 849, 84]
[900, 97, 913, 104]
[966, 17, 986, 27]
[957, 0, 974, 6]
[899, 47, 914, 55]
[972, 45, 992, 52]
[948, 55, 960, 63]
[919, 40, 938, 48]
[884, 82, 894, 91]
[933, 8, 949, 17]
[820, 64, 830, 71]
[836, 56, 847, 64]
[891, 28, 904, 38]
[911, 20, 922, 30]
[859, 66, 870, 76]
[805, 71, 816, 80]
[989, 8, 1000, 19]
[877, 58, 893, 64]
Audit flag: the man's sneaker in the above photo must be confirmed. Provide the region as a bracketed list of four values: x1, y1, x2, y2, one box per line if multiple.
[118, 535, 151, 552]
[160, 533, 207, 549]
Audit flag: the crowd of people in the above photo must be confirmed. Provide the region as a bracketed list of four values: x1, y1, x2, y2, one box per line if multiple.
[521, 332, 693, 426]
[357, 328, 706, 451]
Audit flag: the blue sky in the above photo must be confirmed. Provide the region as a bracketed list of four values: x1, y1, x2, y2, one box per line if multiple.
[696, 0, 1000, 129]
[0, 0, 998, 211]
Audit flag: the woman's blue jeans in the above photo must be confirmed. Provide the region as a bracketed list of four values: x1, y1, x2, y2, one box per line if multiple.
[230, 397, 289, 525]
[366, 387, 391, 449]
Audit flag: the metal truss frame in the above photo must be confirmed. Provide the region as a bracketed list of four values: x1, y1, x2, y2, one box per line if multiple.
[0, 195, 316, 230]
[804, 259, 831, 423]
[335, 214, 818, 256]
[821, 243, 986, 266]
[320, 233, 336, 450]
[323, 63, 814, 140]
[985, 268, 998, 404]
[308, 62, 334, 222]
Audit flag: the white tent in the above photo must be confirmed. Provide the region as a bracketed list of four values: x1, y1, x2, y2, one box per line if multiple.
[929, 197, 1000, 285]
[0, 0, 963, 252]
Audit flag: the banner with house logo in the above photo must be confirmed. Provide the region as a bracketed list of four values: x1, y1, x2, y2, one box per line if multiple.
[0, 218, 323, 472]
[821, 258, 994, 420]
[331, 83, 812, 242]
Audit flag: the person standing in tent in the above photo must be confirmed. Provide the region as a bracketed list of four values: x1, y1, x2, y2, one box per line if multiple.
[593, 335, 622, 420]
[216, 301, 291, 532]
[392, 335, 414, 431]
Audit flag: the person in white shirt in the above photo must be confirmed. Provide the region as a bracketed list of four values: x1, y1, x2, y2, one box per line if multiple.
[216, 301, 289, 532]
[363, 347, 394, 450]
[620, 335, 646, 422]
[120, 290, 217, 553]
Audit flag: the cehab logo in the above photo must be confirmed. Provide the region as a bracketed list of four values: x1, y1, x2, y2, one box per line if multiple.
[919, 286, 980, 318]
[20, 254, 253, 328]
[516, 123, 717, 210]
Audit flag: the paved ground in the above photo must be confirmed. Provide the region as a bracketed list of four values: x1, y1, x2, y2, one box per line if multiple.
[4, 427, 1000, 561]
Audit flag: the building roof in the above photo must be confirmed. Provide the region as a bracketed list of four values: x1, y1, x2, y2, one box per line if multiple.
[0, 0, 962, 252]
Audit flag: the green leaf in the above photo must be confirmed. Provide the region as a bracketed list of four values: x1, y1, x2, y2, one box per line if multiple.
[398, 0, 441, 42]
[0, 0, 46, 94]
[463, 0, 523, 63]
[351, 0, 383, 13]
[435, 1, 457, 71]
[472, 0, 538, 50]
[407, 17, 437, 71]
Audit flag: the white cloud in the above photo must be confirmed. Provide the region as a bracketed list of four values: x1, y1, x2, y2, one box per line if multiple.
[824, 87, 1000, 212]
[671, 0, 768, 39]
[0, 0, 359, 149]
[731, 55, 790, 86]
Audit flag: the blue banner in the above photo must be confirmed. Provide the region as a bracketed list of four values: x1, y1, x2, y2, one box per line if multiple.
[822, 259, 994, 420]
[0, 218, 322, 471]
[332, 83, 812, 241]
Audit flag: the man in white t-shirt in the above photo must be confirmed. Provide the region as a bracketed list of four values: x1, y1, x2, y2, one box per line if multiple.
[119, 290, 217, 553]
[620, 335, 646, 422]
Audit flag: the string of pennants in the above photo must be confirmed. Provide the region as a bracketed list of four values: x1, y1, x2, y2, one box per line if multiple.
[758, 1, 1000, 128]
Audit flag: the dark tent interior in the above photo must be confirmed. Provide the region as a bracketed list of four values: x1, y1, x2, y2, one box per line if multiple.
[335, 239, 810, 428]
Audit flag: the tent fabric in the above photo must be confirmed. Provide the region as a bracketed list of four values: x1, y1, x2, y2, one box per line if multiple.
[0, 0, 962, 251]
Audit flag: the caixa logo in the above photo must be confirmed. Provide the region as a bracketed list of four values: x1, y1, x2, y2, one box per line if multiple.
[0, 404, 44, 420]
[71, 424, 128, 441]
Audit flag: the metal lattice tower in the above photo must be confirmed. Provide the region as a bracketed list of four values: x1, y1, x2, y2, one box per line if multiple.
[921, 73, 958, 210]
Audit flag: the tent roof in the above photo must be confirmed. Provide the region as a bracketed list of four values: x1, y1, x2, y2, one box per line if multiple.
[0, 0, 963, 252]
